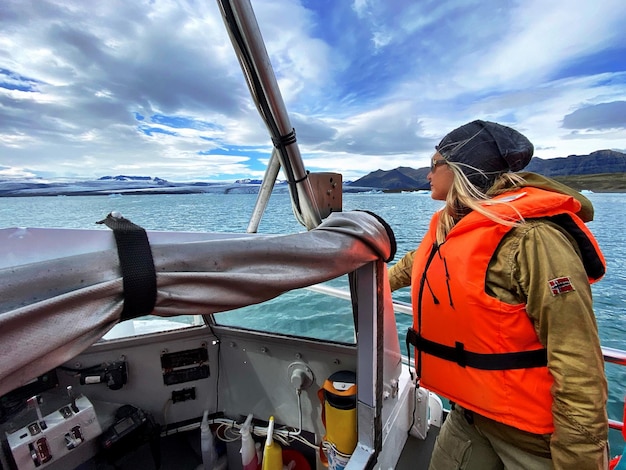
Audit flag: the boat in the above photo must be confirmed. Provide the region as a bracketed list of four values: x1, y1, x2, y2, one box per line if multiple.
[1, 1, 624, 470]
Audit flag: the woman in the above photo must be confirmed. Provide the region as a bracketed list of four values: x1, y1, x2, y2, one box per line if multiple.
[389, 120, 609, 469]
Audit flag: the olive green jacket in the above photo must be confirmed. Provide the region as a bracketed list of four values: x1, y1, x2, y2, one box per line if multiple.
[389, 174, 608, 469]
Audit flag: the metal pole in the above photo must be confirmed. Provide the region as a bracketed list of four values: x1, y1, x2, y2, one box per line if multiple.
[247, 149, 280, 233]
[216, 0, 322, 230]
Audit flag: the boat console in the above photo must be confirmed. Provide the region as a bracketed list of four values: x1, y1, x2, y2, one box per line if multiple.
[0, 253, 430, 470]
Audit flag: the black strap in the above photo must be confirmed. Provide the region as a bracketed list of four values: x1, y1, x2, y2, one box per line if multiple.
[97, 213, 157, 320]
[406, 328, 547, 371]
[271, 128, 297, 149]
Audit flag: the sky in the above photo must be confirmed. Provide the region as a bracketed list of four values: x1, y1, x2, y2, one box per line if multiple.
[1, 0, 626, 183]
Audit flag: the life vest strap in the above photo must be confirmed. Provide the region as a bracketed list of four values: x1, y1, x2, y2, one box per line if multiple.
[406, 328, 547, 370]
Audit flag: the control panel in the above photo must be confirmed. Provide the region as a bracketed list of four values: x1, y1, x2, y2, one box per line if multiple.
[5, 389, 101, 469]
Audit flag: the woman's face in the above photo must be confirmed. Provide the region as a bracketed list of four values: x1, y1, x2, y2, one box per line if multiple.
[428, 152, 454, 200]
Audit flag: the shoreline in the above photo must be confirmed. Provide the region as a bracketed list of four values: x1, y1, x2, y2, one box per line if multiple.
[1, 173, 625, 197]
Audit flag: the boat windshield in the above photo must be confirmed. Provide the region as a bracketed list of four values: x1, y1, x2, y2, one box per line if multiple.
[97, 276, 357, 344]
[214, 278, 357, 343]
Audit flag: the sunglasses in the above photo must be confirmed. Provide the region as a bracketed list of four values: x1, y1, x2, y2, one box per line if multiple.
[431, 158, 448, 171]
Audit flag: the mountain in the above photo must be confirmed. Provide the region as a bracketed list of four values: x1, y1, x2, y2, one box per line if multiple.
[351, 167, 431, 191]
[524, 150, 626, 176]
[2, 150, 625, 197]
[98, 175, 169, 184]
[352, 150, 626, 192]
[0, 176, 290, 197]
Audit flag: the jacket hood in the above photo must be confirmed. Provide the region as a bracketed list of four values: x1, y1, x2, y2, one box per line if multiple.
[515, 172, 594, 222]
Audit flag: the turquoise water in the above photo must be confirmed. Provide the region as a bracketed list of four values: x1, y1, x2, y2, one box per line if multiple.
[2, 191, 625, 454]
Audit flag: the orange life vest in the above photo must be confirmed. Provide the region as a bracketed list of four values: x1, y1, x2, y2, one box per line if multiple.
[408, 187, 605, 434]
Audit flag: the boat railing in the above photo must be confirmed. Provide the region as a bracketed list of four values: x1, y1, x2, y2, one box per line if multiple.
[306, 283, 626, 434]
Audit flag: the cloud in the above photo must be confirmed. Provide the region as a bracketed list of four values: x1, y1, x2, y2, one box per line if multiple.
[562, 101, 626, 130]
[0, 0, 625, 181]
[318, 102, 431, 155]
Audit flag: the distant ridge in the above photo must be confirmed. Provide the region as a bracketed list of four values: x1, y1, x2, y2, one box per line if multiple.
[98, 175, 168, 184]
[0, 177, 288, 197]
[1, 150, 625, 197]
[352, 167, 430, 191]
[525, 150, 626, 176]
[351, 149, 626, 192]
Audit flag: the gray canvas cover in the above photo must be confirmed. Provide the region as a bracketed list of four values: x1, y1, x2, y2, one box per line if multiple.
[0, 211, 393, 396]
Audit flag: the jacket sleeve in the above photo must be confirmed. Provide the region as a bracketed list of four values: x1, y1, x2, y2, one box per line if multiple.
[388, 250, 415, 291]
[512, 220, 608, 469]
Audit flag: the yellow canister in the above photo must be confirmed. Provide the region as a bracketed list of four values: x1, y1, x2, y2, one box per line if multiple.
[319, 370, 357, 458]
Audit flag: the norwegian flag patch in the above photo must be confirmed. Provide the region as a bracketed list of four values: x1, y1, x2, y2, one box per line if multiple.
[549, 277, 575, 296]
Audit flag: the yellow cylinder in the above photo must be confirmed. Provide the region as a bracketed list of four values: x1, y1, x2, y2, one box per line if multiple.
[321, 371, 357, 455]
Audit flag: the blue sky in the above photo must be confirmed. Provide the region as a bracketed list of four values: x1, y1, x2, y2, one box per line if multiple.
[1, 0, 625, 182]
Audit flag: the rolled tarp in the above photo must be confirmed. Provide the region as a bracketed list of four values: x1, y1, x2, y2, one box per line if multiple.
[0, 210, 393, 396]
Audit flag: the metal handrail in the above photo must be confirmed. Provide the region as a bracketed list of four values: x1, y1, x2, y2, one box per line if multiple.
[604, 347, 626, 366]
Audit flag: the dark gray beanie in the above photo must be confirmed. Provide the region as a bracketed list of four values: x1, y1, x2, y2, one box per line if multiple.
[436, 120, 534, 190]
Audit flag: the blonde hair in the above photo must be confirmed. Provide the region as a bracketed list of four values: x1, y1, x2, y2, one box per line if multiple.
[435, 162, 527, 244]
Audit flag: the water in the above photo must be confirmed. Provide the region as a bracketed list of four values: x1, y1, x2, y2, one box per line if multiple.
[2, 191, 625, 454]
